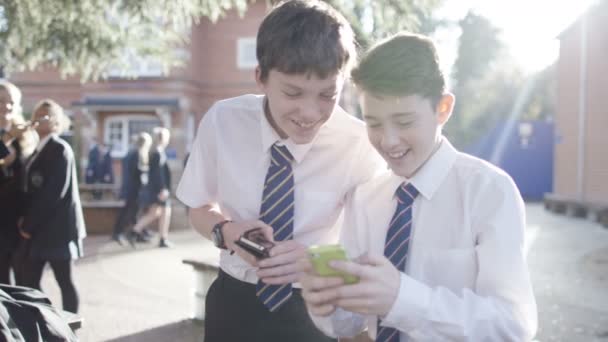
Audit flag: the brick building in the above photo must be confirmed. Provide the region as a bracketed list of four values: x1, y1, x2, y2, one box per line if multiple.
[7, 2, 270, 233]
[10, 2, 268, 182]
[553, 1, 608, 204]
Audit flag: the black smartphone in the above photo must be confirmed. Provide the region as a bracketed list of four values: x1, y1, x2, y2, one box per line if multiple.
[234, 228, 275, 259]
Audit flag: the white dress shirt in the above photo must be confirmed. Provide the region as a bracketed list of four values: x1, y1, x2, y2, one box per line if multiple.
[312, 138, 538, 341]
[177, 94, 385, 284]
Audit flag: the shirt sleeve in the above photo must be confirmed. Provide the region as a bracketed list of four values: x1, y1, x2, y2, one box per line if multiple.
[176, 105, 219, 208]
[381, 172, 538, 341]
[308, 186, 370, 337]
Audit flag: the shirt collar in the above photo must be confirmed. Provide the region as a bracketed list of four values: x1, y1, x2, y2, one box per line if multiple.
[35, 133, 55, 153]
[388, 136, 458, 201]
[259, 96, 315, 164]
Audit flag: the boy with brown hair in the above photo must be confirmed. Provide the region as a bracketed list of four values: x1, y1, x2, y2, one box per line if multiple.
[177, 1, 384, 341]
[301, 32, 537, 341]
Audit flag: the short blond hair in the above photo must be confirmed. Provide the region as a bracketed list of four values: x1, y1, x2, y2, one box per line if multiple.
[33, 99, 71, 135]
[0, 79, 23, 117]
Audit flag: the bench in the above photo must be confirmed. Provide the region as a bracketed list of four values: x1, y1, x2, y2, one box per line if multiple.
[79, 183, 121, 201]
[182, 258, 220, 321]
[544, 193, 608, 227]
[80, 199, 125, 235]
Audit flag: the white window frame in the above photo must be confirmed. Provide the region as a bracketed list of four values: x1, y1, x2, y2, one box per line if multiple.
[103, 114, 161, 158]
[236, 37, 257, 70]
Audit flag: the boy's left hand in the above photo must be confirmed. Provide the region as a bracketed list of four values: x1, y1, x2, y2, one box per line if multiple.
[256, 240, 308, 284]
[323, 253, 401, 317]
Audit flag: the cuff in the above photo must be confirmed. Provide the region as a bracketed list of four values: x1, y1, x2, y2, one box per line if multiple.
[381, 273, 432, 332]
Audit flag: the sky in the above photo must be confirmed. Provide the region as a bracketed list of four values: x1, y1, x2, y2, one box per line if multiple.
[434, 0, 597, 74]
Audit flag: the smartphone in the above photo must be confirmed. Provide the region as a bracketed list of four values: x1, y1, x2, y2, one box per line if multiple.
[234, 228, 275, 259]
[308, 245, 359, 284]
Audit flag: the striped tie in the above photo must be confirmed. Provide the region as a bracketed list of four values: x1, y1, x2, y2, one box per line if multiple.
[377, 182, 419, 342]
[256, 143, 295, 312]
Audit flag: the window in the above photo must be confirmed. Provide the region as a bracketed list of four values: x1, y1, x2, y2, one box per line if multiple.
[237, 37, 257, 69]
[104, 115, 162, 158]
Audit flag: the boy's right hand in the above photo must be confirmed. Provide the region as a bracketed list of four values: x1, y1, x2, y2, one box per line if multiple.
[299, 258, 345, 317]
[222, 220, 274, 267]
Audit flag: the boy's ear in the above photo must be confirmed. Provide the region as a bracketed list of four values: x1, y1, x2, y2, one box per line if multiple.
[436, 93, 455, 126]
[255, 66, 264, 88]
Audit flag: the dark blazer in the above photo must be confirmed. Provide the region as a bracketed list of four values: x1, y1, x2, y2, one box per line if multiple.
[139, 149, 171, 207]
[84, 145, 99, 184]
[85, 145, 114, 184]
[119, 148, 141, 200]
[0, 141, 8, 159]
[22, 135, 86, 260]
[0, 139, 24, 253]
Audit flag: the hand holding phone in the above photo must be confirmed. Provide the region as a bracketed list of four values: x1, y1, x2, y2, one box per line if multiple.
[234, 228, 275, 259]
[308, 245, 359, 284]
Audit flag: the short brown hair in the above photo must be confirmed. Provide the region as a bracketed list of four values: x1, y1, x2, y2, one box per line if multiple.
[352, 32, 446, 106]
[256, 0, 356, 81]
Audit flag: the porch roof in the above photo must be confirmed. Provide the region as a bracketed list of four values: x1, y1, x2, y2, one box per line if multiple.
[72, 97, 180, 111]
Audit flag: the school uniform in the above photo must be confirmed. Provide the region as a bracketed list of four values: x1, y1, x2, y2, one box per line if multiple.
[140, 147, 171, 208]
[0, 138, 25, 284]
[0, 141, 8, 159]
[21, 134, 86, 313]
[112, 149, 141, 238]
[311, 137, 538, 341]
[177, 94, 385, 341]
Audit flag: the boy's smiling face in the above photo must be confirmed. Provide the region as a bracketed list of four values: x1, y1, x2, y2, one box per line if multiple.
[257, 69, 344, 144]
[361, 93, 453, 178]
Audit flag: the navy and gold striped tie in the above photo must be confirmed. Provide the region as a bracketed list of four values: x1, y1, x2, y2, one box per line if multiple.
[256, 143, 295, 312]
[377, 182, 419, 342]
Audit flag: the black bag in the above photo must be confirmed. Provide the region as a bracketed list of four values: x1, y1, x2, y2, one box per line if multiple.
[0, 284, 78, 342]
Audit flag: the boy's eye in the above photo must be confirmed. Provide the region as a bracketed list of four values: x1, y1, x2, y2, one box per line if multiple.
[283, 91, 301, 98]
[397, 121, 414, 127]
[366, 122, 381, 129]
[320, 92, 337, 100]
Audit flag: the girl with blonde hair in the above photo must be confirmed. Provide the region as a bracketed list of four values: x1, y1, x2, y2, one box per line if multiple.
[0, 80, 36, 285]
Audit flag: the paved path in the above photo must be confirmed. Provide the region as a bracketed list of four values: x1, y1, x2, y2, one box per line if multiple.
[526, 204, 608, 341]
[35, 203, 608, 341]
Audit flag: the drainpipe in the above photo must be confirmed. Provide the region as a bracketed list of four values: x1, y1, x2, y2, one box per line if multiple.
[577, 13, 588, 201]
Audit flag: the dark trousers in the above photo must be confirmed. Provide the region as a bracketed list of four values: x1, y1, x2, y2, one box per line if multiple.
[112, 195, 139, 237]
[0, 251, 15, 284]
[24, 259, 79, 313]
[204, 269, 336, 342]
[0, 242, 28, 285]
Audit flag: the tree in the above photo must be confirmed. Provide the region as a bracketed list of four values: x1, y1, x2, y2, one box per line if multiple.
[520, 63, 556, 121]
[325, 0, 446, 48]
[445, 10, 509, 148]
[0, 0, 249, 80]
[0, 0, 447, 81]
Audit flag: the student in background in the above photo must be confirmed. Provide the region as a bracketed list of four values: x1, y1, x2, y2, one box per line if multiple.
[0, 80, 36, 285]
[21, 99, 86, 314]
[111, 133, 152, 244]
[129, 127, 173, 248]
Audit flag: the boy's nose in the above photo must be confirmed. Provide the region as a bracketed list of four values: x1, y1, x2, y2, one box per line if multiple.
[298, 98, 323, 121]
[380, 128, 401, 149]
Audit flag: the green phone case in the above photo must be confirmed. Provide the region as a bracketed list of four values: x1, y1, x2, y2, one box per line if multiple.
[308, 245, 359, 284]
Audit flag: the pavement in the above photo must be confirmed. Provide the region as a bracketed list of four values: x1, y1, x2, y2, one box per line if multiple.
[35, 203, 608, 342]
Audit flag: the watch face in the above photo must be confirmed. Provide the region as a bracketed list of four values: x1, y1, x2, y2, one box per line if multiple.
[212, 226, 223, 248]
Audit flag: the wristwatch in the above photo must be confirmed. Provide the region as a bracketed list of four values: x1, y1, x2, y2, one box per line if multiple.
[211, 220, 232, 249]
